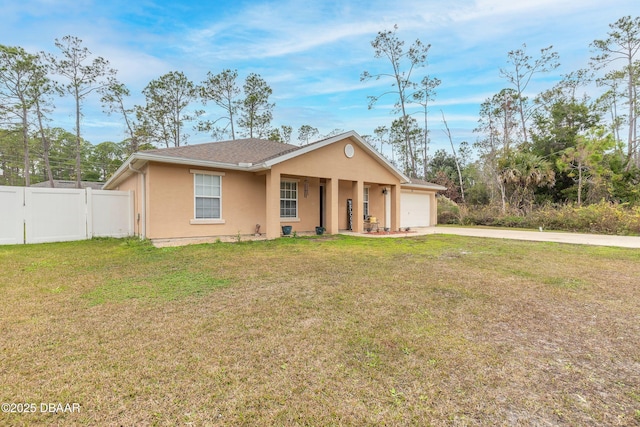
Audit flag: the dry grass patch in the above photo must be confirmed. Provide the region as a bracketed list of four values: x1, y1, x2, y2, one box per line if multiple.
[0, 236, 639, 426]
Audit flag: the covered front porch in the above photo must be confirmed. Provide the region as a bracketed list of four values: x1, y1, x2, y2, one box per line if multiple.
[263, 170, 402, 239]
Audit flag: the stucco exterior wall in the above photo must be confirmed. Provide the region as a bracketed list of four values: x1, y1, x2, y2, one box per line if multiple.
[279, 176, 322, 233]
[113, 166, 144, 237]
[145, 162, 267, 239]
[272, 138, 400, 183]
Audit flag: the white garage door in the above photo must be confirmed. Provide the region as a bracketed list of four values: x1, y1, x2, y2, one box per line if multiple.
[401, 191, 431, 227]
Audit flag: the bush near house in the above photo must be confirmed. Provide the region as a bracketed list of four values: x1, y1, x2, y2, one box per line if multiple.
[436, 196, 460, 224]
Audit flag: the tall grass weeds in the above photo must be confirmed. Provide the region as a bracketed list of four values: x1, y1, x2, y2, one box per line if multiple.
[439, 197, 640, 235]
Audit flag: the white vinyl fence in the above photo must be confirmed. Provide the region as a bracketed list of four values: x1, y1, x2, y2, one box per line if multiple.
[0, 186, 133, 245]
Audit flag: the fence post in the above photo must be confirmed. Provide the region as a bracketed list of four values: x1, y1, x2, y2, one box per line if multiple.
[86, 187, 93, 239]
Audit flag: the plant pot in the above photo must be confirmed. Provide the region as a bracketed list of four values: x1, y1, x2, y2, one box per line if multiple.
[315, 226, 325, 235]
[281, 225, 292, 235]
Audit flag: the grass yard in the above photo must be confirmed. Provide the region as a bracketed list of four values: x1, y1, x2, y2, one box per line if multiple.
[1, 235, 639, 426]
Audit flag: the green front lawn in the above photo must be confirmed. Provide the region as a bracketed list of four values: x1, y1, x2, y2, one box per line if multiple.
[1, 236, 639, 425]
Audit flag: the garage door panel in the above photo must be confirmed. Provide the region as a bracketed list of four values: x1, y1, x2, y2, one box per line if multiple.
[401, 191, 431, 227]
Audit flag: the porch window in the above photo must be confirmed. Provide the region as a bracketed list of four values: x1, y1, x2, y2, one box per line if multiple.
[363, 186, 370, 218]
[194, 173, 221, 219]
[280, 180, 297, 218]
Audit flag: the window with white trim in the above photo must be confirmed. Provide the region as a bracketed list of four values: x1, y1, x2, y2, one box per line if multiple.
[363, 186, 370, 218]
[280, 180, 297, 218]
[194, 173, 221, 219]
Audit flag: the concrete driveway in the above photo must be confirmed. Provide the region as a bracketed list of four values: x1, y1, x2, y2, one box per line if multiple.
[422, 226, 640, 248]
[347, 226, 640, 248]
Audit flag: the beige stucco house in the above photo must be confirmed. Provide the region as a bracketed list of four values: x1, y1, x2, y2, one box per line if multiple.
[104, 131, 445, 240]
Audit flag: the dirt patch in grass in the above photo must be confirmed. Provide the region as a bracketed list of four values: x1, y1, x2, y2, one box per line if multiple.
[0, 236, 639, 425]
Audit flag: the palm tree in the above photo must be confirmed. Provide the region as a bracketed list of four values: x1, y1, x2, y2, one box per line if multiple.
[499, 152, 555, 212]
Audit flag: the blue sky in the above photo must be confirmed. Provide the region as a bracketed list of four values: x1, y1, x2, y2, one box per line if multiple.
[2, 0, 637, 156]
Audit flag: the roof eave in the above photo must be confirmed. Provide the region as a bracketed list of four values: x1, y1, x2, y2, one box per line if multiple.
[402, 182, 447, 191]
[104, 152, 268, 189]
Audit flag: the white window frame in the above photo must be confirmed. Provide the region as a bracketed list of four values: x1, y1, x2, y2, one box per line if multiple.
[363, 186, 370, 218]
[280, 179, 299, 221]
[190, 170, 225, 225]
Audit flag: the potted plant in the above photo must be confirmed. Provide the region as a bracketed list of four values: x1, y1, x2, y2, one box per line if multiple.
[315, 226, 325, 235]
[282, 225, 293, 235]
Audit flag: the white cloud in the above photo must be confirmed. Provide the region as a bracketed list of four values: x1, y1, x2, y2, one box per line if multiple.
[185, 12, 380, 60]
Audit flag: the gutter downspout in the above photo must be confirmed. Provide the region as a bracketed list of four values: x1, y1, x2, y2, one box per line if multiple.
[128, 163, 146, 239]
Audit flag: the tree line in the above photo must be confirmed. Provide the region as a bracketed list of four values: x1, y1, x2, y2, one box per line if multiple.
[360, 17, 640, 210]
[468, 15, 639, 209]
[1, 16, 639, 212]
[0, 36, 333, 187]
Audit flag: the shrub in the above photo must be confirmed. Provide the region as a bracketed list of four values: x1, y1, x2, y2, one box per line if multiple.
[459, 201, 640, 235]
[494, 215, 526, 228]
[460, 205, 502, 226]
[437, 196, 461, 224]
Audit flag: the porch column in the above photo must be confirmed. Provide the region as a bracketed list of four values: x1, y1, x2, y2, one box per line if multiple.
[325, 177, 339, 235]
[430, 192, 437, 226]
[266, 170, 281, 239]
[384, 187, 391, 230]
[352, 180, 364, 232]
[391, 184, 401, 231]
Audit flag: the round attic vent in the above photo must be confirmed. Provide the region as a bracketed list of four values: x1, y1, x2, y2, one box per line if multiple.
[344, 143, 355, 158]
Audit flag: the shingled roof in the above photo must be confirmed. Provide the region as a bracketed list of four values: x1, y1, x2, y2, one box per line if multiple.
[104, 131, 415, 189]
[143, 138, 300, 165]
